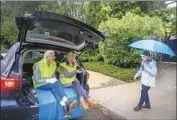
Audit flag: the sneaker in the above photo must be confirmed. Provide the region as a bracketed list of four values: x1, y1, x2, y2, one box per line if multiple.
[134, 105, 142, 111]
[68, 100, 77, 113]
[63, 105, 71, 119]
[87, 98, 99, 107]
[141, 104, 151, 109]
[80, 97, 89, 110]
[63, 115, 71, 119]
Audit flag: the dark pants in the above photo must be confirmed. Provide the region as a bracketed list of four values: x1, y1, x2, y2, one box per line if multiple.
[38, 81, 66, 103]
[138, 84, 151, 106]
[72, 79, 87, 99]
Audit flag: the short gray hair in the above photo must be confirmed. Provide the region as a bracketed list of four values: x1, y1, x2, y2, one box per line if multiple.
[44, 50, 54, 59]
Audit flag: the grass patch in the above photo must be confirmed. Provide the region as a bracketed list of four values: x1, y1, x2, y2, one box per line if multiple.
[83, 62, 137, 82]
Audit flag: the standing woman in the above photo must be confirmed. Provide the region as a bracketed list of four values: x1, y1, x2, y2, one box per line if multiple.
[58, 52, 99, 110]
[32, 50, 77, 119]
[134, 51, 157, 111]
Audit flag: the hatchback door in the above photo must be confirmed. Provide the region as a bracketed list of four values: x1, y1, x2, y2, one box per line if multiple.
[16, 11, 105, 51]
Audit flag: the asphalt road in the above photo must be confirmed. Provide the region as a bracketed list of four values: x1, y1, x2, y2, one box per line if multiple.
[82, 106, 113, 120]
[77, 105, 123, 120]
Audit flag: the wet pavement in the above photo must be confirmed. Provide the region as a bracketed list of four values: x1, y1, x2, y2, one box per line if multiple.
[89, 63, 176, 120]
[80, 105, 124, 120]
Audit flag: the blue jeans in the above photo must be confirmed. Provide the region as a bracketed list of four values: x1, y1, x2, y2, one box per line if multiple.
[138, 84, 151, 106]
[37, 81, 66, 103]
[72, 79, 87, 99]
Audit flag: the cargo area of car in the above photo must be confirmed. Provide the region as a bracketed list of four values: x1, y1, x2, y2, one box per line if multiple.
[19, 50, 65, 105]
[19, 49, 84, 106]
[19, 49, 86, 119]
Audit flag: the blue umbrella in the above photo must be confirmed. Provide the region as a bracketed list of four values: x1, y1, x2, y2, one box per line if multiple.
[129, 40, 176, 57]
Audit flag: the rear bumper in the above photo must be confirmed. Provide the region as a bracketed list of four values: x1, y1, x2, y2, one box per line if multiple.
[1, 100, 39, 120]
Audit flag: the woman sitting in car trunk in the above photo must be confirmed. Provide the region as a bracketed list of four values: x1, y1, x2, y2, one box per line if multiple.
[32, 50, 77, 119]
[57, 52, 99, 110]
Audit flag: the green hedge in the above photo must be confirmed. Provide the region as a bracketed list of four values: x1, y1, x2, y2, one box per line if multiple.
[83, 62, 137, 82]
[98, 12, 167, 68]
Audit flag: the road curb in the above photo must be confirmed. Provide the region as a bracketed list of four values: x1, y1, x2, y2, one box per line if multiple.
[98, 104, 127, 120]
[158, 62, 176, 64]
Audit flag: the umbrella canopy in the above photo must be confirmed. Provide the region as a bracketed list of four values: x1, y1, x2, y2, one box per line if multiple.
[129, 40, 176, 57]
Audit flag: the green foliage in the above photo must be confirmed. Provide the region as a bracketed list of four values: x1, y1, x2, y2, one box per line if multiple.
[84, 1, 111, 28]
[1, 16, 19, 47]
[1, 1, 43, 49]
[82, 1, 175, 62]
[37, 1, 86, 21]
[1, 1, 43, 17]
[108, 1, 168, 19]
[79, 53, 103, 62]
[165, 7, 176, 37]
[99, 12, 167, 67]
[108, 1, 142, 18]
[1, 1, 176, 68]
[83, 62, 137, 82]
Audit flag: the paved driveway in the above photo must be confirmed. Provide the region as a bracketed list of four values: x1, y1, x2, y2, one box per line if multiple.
[89, 63, 176, 120]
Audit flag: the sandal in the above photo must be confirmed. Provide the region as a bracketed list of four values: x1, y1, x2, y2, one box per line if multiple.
[87, 98, 99, 107]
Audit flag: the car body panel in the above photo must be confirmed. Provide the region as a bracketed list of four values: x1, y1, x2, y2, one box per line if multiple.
[0, 43, 89, 120]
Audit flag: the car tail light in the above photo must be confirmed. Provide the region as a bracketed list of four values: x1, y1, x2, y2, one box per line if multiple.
[1, 77, 21, 91]
[86, 72, 90, 80]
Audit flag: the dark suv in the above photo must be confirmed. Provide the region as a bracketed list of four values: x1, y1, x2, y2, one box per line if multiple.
[1, 11, 105, 120]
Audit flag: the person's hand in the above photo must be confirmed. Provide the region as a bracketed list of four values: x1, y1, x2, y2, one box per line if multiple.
[50, 78, 58, 83]
[77, 69, 82, 73]
[134, 74, 138, 80]
[72, 57, 76, 63]
[46, 78, 57, 84]
[46, 79, 51, 83]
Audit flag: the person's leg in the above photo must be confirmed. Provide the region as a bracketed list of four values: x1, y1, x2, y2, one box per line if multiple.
[38, 83, 65, 103]
[145, 87, 150, 104]
[53, 81, 66, 97]
[53, 81, 77, 113]
[38, 83, 54, 90]
[134, 84, 146, 111]
[50, 87, 72, 119]
[142, 86, 151, 108]
[50, 85, 63, 102]
[138, 84, 146, 106]
[38, 83, 70, 118]
[72, 79, 86, 98]
[72, 79, 89, 109]
[72, 79, 99, 108]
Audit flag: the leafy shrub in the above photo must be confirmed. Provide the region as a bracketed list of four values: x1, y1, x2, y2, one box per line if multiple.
[98, 12, 168, 67]
[83, 62, 137, 82]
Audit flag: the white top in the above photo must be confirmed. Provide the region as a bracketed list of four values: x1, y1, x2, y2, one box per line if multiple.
[135, 59, 157, 87]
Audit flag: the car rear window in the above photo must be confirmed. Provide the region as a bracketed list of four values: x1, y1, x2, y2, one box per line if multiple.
[26, 20, 85, 47]
[23, 51, 64, 63]
[24, 51, 44, 60]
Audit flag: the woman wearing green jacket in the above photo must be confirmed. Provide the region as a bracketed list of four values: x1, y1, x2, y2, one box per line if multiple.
[58, 52, 99, 110]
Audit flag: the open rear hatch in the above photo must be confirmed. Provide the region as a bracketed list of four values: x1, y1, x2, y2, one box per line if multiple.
[16, 11, 105, 51]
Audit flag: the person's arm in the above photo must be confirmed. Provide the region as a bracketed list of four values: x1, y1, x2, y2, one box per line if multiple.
[135, 62, 143, 77]
[34, 64, 47, 84]
[60, 66, 77, 78]
[144, 61, 157, 77]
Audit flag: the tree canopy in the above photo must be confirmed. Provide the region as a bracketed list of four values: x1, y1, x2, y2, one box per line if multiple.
[1, 1, 176, 67]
